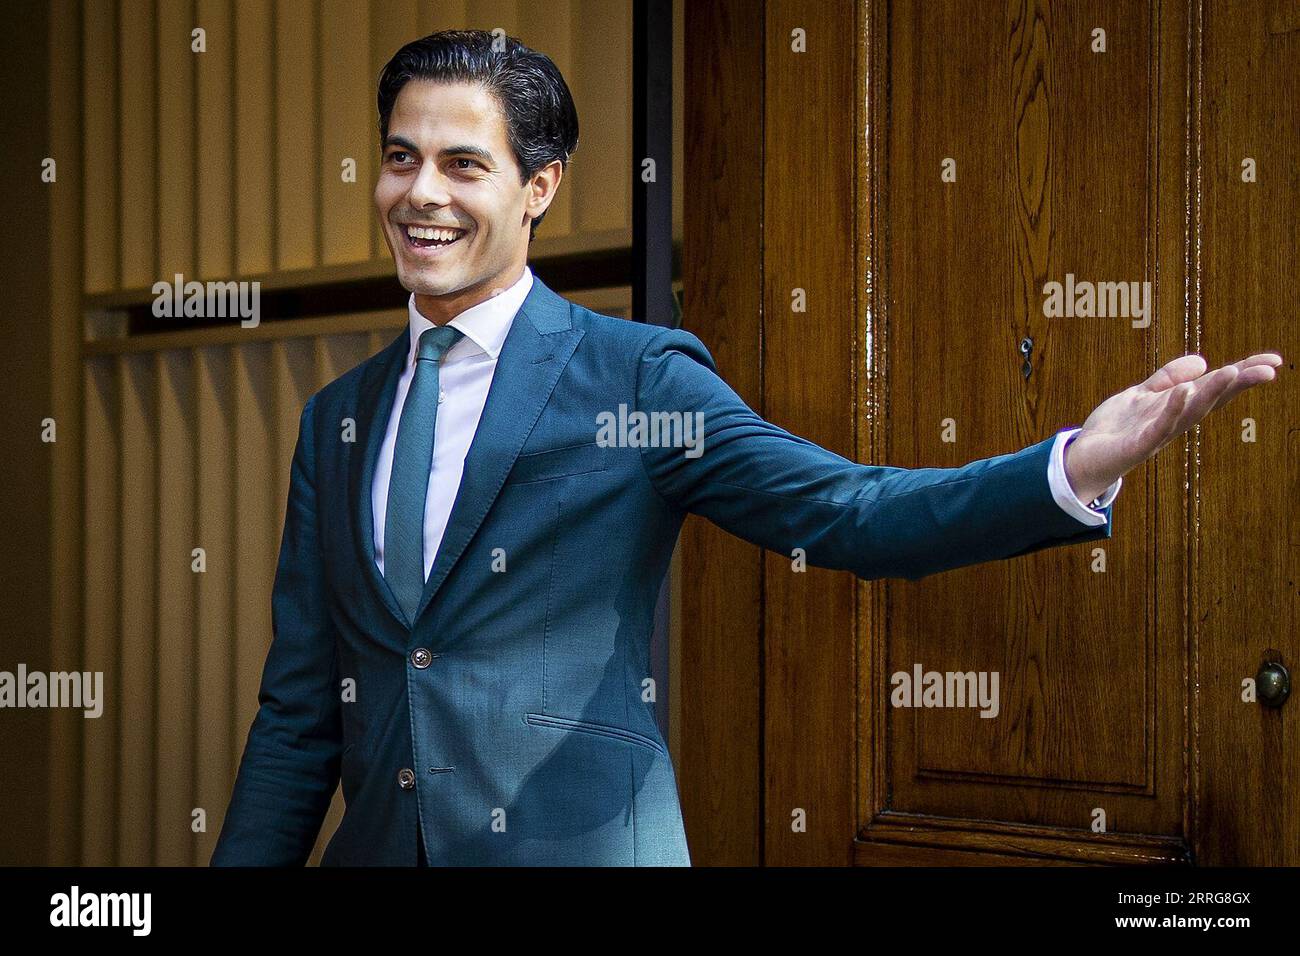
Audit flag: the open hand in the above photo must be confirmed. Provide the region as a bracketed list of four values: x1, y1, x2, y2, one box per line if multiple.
[1063, 352, 1285, 503]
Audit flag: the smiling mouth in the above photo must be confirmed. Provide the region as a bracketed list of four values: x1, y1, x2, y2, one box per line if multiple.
[402, 224, 468, 250]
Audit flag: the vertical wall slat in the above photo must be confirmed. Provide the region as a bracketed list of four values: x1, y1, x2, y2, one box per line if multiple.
[117, 355, 158, 864]
[573, 0, 632, 234]
[276, 0, 319, 271]
[81, 359, 120, 864]
[193, 347, 234, 863]
[519, 2, 576, 238]
[321, 0, 373, 265]
[196, 0, 234, 279]
[83, 0, 119, 292]
[420, 0, 469, 34]
[119, 0, 157, 288]
[235, 0, 275, 275]
[155, 351, 197, 865]
[157, 0, 195, 282]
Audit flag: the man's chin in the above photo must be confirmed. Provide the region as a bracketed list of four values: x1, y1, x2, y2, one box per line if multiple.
[396, 268, 459, 297]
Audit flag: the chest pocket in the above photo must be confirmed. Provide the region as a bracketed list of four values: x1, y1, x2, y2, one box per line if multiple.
[505, 440, 610, 485]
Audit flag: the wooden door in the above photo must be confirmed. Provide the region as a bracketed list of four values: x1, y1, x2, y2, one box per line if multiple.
[681, 0, 1299, 866]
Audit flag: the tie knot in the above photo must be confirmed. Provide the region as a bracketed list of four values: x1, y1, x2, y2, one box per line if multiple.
[416, 325, 464, 363]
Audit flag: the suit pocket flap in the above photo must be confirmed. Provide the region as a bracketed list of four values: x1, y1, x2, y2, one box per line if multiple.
[523, 712, 666, 755]
[506, 441, 609, 485]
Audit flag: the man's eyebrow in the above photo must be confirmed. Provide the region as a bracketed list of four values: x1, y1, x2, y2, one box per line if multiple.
[382, 135, 420, 153]
[382, 136, 493, 164]
[437, 144, 495, 163]
[381, 137, 494, 165]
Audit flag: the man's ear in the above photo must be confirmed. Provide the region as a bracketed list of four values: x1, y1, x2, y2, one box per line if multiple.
[525, 159, 565, 223]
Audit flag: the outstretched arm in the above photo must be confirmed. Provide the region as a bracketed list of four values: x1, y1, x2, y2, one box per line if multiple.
[636, 328, 1121, 582]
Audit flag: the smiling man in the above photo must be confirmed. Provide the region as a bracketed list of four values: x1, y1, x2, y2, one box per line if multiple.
[210, 29, 1282, 867]
[374, 73, 554, 326]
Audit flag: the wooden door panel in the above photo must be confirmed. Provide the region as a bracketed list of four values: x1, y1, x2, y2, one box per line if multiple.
[1196, 0, 1300, 866]
[684, 0, 1296, 866]
[861, 0, 1187, 860]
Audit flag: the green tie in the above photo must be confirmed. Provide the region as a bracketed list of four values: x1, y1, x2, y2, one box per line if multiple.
[384, 325, 464, 624]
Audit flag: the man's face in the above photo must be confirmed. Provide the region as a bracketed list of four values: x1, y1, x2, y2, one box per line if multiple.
[375, 79, 551, 317]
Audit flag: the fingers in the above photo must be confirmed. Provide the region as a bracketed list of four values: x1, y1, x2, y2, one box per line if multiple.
[1140, 351, 1282, 451]
[1209, 359, 1279, 412]
[1141, 354, 1209, 392]
[1143, 351, 1283, 401]
[1173, 365, 1239, 435]
[1231, 351, 1284, 372]
[1146, 379, 1193, 452]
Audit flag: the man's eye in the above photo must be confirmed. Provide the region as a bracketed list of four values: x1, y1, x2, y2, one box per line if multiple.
[455, 158, 479, 170]
[388, 150, 412, 164]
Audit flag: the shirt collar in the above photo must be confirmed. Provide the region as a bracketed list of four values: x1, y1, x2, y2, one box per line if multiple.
[405, 264, 534, 368]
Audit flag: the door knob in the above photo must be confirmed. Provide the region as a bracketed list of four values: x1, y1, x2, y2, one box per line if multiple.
[1256, 661, 1290, 708]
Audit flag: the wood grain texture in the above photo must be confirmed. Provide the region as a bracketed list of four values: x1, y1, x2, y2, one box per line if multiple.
[1195, 0, 1299, 865]
[680, 0, 765, 866]
[858, 0, 1190, 865]
[763, 0, 859, 865]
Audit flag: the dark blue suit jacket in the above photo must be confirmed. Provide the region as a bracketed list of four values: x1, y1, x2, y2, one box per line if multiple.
[210, 274, 1112, 866]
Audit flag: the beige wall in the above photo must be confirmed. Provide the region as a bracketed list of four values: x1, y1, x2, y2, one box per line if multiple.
[81, 0, 663, 299]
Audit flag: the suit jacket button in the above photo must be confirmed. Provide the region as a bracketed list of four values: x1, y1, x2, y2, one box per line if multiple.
[410, 647, 432, 668]
[397, 768, 416, 790]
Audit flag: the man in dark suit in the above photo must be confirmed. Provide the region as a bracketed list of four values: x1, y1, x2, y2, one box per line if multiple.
[211, 29, 1281, 866]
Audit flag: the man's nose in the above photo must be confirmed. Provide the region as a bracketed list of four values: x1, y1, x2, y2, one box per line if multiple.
[407, 162, 452, 208]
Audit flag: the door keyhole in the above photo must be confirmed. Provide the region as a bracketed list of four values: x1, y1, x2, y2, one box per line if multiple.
[1019, 337, 1034, 380]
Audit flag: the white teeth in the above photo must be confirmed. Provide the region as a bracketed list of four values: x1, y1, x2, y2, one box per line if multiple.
[406, 225, 465, 242]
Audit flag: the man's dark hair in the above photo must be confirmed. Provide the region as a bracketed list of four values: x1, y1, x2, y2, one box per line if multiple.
[377, 29, 580, 242]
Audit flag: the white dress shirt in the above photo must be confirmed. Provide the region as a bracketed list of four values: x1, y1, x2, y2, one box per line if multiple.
[372, 265, 535, 580]
[373, 264, 1121, 578]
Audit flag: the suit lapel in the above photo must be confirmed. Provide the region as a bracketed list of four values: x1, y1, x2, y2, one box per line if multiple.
[350, 326, 412, 630]
[348, 275, 584, 633]
[410, 275, 583, 625]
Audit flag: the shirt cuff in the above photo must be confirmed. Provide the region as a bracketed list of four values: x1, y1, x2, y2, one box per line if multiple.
[1047, 428, 1122, 527]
